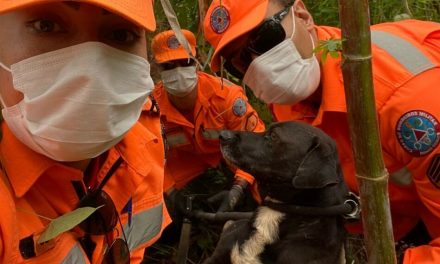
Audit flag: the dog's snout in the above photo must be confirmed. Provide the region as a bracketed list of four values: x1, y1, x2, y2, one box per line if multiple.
[219, 130, 238, 145]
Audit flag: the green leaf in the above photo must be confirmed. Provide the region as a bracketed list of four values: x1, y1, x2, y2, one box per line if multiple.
[327, 40, 337, 51]
[321, 51, 329, 64]
[314, 37, 343, 64]
[330, 51, 340, 58]
[38, 205, 104, 243]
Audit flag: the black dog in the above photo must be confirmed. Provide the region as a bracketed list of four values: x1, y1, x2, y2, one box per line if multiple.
[204, 121, 357, 264]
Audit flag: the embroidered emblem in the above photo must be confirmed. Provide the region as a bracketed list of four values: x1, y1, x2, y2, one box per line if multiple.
[427, 154, 440, 188]
[245, 113, 258, 131]
[167, 35, 180, 49]
[232, 98, 247, 117]
[210, 6, 230, 34]
[396, 110, 440, 156]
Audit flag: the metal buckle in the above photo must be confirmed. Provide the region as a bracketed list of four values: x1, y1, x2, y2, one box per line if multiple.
[343, 192, 361, 221]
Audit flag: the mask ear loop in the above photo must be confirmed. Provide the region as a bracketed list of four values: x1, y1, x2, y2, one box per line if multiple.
[0, 61, 11, 73]
[309, 34, 316, 50]
[290, 7, 296, 40]
[290, 8, 316, 53]
[0, 62, 11, 108]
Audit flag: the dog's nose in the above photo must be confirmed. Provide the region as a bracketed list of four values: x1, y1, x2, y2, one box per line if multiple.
[219, 130, 238, 145]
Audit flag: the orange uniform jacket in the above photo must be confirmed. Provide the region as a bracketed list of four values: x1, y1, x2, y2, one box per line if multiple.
[271, 20, 440, 263]
[154, 71, 265, 192]
[0, 100, 171, 263]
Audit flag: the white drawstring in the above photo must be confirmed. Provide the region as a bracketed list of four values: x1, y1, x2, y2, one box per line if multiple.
[214, 107, 230, 119]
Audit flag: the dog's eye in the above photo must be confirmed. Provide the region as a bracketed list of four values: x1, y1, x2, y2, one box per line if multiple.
[265, 131, 278, 142]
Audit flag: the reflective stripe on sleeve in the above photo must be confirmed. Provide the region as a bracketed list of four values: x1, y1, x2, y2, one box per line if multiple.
[123, 203, 163, 250]
[61, 244, 87, 264]
[167, 133, 190, 147]
[201, 129, 220, 140]
[390, 167, 413, 186]
[371, 30, 435, 75]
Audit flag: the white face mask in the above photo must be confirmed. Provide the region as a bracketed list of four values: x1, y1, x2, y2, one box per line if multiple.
[0, 42, 154, 161]
[160, 66, 198, 97]
[243, 8, 321, 105]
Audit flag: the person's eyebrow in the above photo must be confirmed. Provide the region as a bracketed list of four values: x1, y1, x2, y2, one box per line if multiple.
[62, 2, 80, 10]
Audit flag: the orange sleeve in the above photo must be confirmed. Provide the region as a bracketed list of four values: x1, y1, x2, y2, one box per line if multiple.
[222, 83, 265, 133]
[219, 83, 265, 188]
[0, 168, 17, 264]
[163, 170, 176, 193]
[235, 169, 255, 185]
[141, 95, 175, 194]
[379, 68, 440, 262]
[403, 237, 440, 264]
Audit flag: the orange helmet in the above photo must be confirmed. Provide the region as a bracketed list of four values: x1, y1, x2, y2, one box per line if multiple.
[203, 0, 269, 72]
[151, 29, 197, 63]
[0, 0, 156, 31]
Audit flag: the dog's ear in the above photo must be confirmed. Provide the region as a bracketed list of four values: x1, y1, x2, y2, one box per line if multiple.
[292, 136, 340, 189]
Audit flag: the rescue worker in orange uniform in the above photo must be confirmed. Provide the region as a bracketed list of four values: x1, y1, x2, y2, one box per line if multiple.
[151, 29, 265, 214]
[203, 0, 440, 263]
[0, 1, 170, 263]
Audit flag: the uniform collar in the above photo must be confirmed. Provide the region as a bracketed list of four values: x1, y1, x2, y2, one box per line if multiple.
[312, 26, 348, 125]
[154, 71, 220, 126]
[195, 72, 217, 108]
[0, 123, 78, 197]
[114, 120, 158, 177]
[153, 84, 195, 127]
[0, 117, 157, 198]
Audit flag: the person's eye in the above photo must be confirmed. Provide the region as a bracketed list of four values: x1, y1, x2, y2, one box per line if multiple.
[26, 19, 63, 33]
[108, 29, 140, 44]
[162, 62, 176, 70]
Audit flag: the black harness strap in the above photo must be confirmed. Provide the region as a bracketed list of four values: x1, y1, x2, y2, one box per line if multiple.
[264, 192, 361, 221]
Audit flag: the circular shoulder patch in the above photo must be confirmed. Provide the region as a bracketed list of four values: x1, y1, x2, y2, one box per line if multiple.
[167, 35, 180, 49]
[396, 110, 440, 157]
[210, 6, 230, 34]
[232, 98, 247, 117]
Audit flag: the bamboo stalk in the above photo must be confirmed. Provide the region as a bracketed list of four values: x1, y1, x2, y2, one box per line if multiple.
[337, 1, 397, 263]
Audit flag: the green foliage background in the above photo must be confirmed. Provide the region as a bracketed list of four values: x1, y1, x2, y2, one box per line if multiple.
[150, 0, 439, 124]
[152, 0, 440, 33]
[145, 1, 440, 263]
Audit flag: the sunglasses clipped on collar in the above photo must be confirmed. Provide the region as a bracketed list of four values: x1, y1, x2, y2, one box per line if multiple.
[78, 157, 130, 264]
[222, 3, 293, 79]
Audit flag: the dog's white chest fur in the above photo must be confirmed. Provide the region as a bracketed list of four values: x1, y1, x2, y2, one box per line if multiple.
[230, 206, 285, 264]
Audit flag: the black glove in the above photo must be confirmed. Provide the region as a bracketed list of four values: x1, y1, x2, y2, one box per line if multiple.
[208, 179, 248, 212]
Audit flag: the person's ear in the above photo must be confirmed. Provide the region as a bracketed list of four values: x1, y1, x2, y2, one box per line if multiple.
[291, 136, 340, 189]
[293, 0, 315, 32]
